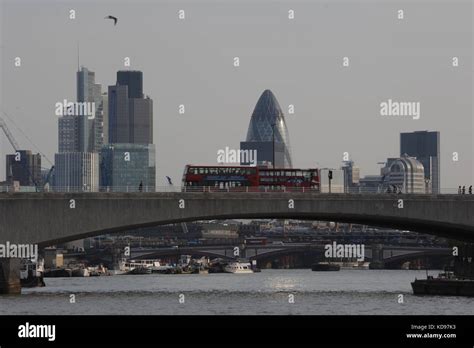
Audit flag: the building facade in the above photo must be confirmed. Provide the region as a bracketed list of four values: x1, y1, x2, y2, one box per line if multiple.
[54, 152, 99, 192]
[400, 131, 440, 193]
[385, 155, 425, 193]
[6, 150, 42, 187]
[342, 160, 360, 193]
[100, 143, 156, 192]
[108, 71, 153, 145]
[76, 66, 105, 153]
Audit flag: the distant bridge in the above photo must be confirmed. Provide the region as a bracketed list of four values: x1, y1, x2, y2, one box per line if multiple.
[130, 244, 452, 265]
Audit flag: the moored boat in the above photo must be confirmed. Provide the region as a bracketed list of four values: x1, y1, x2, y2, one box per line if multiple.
[224, 261, 254, 274]
[20, 259, 45, 287]
[311, 262, 340, 271]
[411, 272, 474, 297]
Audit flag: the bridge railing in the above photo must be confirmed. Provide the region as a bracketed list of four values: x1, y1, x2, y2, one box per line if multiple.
[0, 185, 467, 194]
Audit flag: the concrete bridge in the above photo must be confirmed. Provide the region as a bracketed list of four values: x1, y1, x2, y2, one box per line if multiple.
[130, 244, 452, 266]
[1, 192, 473, 246]
[1, 191, 468, 293]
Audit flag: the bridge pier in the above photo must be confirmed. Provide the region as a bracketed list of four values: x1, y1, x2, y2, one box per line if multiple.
[0, 258, 21, 294]
[369, 244, 385, 270]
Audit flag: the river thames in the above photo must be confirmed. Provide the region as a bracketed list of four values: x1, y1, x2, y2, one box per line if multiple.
[1, 270, 473, 315]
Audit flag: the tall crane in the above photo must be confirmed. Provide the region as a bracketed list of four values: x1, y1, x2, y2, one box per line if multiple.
[0, 116, 20, 151]
[1, 115, 42, 191]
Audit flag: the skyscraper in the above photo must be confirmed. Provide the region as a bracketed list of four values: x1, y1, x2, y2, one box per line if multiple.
[117, 70, 143, 98]
[400, 131, 440, 193]
[54, 66, 102, 192]
[58, 115, 80, 153]
[108, 71, 153, 144]
[108, 84, 130, 144]
[240, 89, 293, 168]
[103, 70, 155, 191]
[76, 66, 105, 153]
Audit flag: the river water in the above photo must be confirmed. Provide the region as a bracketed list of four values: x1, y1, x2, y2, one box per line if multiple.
[1, 269, 473, 315]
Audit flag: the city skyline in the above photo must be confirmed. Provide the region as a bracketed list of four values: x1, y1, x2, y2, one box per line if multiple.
[0, 61, 460, 191]
[1, 1, 472, 190]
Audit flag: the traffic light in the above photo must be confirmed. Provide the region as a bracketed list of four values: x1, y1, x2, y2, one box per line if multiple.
[328, 170, 333, 180]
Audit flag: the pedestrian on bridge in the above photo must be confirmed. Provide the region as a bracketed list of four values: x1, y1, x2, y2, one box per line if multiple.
[469, 185, 472, 194]
[458, 186, 462, 194]
[462, 186, 466, 194]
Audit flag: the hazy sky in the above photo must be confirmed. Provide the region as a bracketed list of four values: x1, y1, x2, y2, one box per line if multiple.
[0, 0, 472, 190]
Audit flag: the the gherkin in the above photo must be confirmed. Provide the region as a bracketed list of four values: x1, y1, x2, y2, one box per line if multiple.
[245, 89, 293, 168]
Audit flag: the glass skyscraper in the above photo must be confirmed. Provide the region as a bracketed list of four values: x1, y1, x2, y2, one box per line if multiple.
[76, 66, 105, 153]
[54, 66, 103, 192]
[104, 70, 155, 192]
[241, 89, 293, 168]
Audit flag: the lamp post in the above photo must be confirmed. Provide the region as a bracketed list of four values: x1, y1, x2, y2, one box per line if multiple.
[271, 123, 275, 169]
[328, 170, 333, 194]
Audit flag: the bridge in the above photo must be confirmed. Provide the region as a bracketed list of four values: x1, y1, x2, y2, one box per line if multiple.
[0, 191, 471, 293]
[130, 244, 452, 267]
[0, 192, 473, 246]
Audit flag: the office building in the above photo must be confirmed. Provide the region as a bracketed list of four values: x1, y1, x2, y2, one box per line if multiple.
[240, 89, 292, 168]
[400, 131, 440, 193]
[117, 70, 143, 99]
[108, 71, 153, 144]
[54, 66, 103, 192]
[76, 66, 105, 153]
[54, 152, 99, 192]
[385, 155, 426, 193]
[342, 160, 360, 193]
[6, 150, 41, 187]
[100, 143, 156, 192]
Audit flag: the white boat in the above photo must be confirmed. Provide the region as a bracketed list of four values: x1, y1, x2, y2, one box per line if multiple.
[336, 261, 370, 270]
[115, 259, 161, 275]
[224, 261, 254, 274]
[72, 267, 90, 277]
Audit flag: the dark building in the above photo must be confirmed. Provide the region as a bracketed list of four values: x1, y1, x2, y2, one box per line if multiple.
[117, 70, 143, 99]
[108, 71, 152, 144]
[129, 97, 153, 144]
[108, 85, 130, 143]
[400, 131, 440, 193]
[6, 150, 42, 187]
[240, 89, 293, 168]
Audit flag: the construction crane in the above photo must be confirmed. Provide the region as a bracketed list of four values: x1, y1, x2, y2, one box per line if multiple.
[0, 116, 20, 151]
[0, 115, 46, 191]
[42, 166, 55, 192]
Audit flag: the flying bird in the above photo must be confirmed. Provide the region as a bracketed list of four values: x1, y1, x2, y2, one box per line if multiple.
[166, 176, 173, 186]
[104, 15, 118, 25]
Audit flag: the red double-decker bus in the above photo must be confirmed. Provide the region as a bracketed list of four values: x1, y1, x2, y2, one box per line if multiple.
[182, 165, 319, 192]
